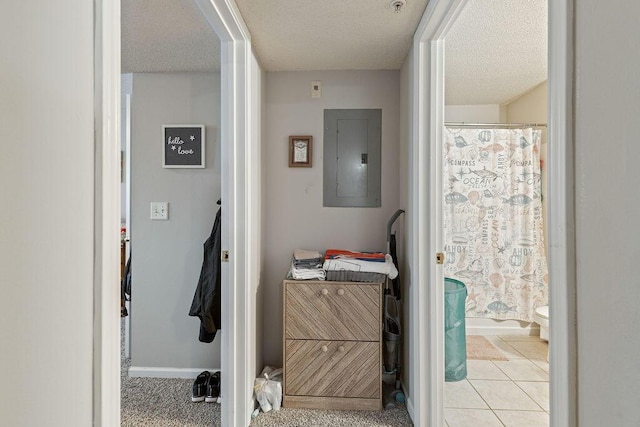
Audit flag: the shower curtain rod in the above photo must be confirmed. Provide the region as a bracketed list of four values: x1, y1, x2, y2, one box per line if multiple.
[445, 122, 547, 128]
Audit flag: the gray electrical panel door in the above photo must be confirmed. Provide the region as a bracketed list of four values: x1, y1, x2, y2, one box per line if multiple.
[324, 109, 381, 207]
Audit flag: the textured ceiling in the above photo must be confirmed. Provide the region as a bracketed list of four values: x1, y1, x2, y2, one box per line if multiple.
[121, 0, 220, 73]
[121, 0, 547, 104]
[234, 0, 430, 71]
[445, 0, 547, 105]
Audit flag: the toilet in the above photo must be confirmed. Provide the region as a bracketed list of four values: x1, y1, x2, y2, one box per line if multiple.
[534, 305, 549, 341]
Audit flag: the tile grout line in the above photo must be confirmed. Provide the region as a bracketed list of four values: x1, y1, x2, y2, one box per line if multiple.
[478, 338, 549, 423]
[492, 357, 549, 382]
[447, 335, 549, 426]
[491, 408, 507, 427]
[465, 378, 506, 426]
[494, 337, 528, 359]
[513, 380, 548, 412]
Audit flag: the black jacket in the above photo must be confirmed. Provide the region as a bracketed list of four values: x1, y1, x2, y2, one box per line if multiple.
[189, 207, 221, 343]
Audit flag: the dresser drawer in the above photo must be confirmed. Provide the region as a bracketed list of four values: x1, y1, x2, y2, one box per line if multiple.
[284, 339, 380, 399]
[284, 281, 380, 341]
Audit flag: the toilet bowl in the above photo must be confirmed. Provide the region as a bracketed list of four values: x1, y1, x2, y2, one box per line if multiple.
[533, 305, 549, 341]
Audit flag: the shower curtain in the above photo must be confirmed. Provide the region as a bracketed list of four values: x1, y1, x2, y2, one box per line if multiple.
[443, 127, 548, 322]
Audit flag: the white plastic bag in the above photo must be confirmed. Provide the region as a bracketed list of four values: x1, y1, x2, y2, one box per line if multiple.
[253, 366, 283, 413]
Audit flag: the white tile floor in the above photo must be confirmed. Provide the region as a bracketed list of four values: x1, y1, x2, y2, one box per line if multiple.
[445, 335, 549, 427]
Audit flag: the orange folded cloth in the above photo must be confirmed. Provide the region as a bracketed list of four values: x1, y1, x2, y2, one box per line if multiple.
[324, 249, 386, 262]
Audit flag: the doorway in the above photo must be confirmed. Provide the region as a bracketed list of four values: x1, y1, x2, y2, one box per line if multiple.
[120, 31, 224, 425]
[409, 0, 576, 426]
[442, 1, 550, 425]
[96, 0, 258, 426]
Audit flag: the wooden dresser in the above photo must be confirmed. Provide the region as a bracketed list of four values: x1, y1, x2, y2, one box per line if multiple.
[282, 279, 382, 410]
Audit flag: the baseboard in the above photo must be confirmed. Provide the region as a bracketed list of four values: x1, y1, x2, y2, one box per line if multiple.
[466, 321, 539, 336]
[128, 366, 220, 379]
[249, 395, 257, 421]
[405, 395, 414, 424]
[401, 379, 414, 422]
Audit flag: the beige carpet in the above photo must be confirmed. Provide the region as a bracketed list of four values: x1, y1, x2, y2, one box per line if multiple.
[466, 335, 508, 361]
[250, 407, 413, 427]
[121, 320, 411, 426]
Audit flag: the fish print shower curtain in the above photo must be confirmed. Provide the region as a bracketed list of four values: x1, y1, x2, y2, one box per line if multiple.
[443, 127, 548, 322]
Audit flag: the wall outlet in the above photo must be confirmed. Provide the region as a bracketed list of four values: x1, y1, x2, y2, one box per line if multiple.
[150, 202, 169, 220]
[311, 80, 321, 98]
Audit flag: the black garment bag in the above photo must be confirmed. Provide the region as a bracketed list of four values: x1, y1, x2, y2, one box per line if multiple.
[189, 206, 222, 343]
[121, 254, 131, 317]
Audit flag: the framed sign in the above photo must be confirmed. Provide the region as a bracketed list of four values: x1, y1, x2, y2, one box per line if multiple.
[162, 125, 205, 168]
[289, 135, 313, 167]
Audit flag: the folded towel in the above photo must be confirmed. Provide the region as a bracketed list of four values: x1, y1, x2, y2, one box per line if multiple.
[293, 248, 323, 261]
[323, 254, 398, 279]
[288, 260, 326, 280]
[293, 258, 323, 269]
[324, 249, 386, 262]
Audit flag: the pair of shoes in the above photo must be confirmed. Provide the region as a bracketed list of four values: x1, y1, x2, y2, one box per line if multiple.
[192, 371, 210, 402]
[205, 371, 221, 403]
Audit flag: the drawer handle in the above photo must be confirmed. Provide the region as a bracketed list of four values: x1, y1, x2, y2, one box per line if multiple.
[338, 346, 345, 352]
[321, 345, 328, 352]
[321, 288, 328, 296]
[337, 289, 345, 296]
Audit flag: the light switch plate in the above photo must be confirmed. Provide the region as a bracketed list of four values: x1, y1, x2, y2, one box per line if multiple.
[311, 80, 321, 98]
[150, 202, 169, 220]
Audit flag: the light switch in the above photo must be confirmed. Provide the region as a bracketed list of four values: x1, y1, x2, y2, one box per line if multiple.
[311, 81, 321, 98]
[150, 202, 169, 220]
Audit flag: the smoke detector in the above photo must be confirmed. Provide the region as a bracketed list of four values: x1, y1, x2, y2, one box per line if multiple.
[389, 0, 406, 14]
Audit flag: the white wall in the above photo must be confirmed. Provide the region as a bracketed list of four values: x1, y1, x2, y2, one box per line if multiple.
[575, 1, 640, 425]
[445, 104, 503, 122]
[130, 72, 222, 371]
[505, 81, 548, 177]
[0, 2, 94, 425]
[262, 70, 401, 365]
[506, 81, 547, 134]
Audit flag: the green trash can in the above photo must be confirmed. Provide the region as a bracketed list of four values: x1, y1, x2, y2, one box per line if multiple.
[445, 278, 467, 382]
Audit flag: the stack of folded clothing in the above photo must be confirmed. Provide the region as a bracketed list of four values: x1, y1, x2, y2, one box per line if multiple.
[323, 249, 398, 282]
[288, 248, 326, 280]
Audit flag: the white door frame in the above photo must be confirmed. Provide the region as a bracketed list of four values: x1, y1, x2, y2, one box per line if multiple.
[408, 3, 468, 425]
[94, 0, 256, 426]
[410, 1, 577, 426]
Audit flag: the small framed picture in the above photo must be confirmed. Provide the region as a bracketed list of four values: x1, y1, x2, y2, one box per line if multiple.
[289, 135, 313, 167]
[162, 125, 205, 168]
